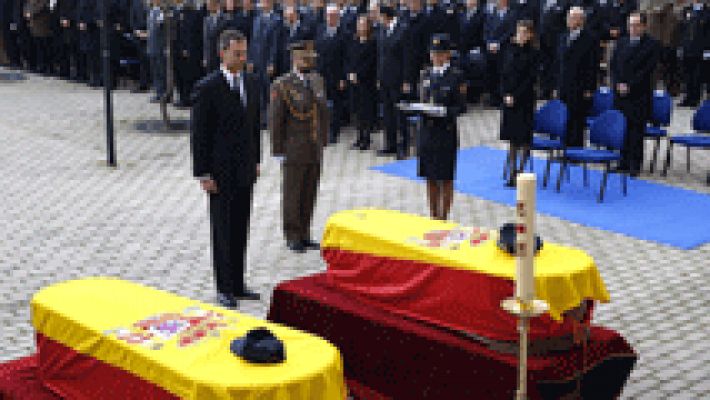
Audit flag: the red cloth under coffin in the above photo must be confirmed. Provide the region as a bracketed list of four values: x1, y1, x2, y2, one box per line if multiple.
[323, 249, 593, 342]
[268, 273, 637, 400]
[0, 355, 58, 400]
[0, 333, 180, 400]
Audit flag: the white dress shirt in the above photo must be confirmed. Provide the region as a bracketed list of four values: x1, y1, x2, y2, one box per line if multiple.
[221, 66, 246, 107]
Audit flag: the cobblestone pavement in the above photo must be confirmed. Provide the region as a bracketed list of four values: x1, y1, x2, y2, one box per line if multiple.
[1, 67, 709, 399]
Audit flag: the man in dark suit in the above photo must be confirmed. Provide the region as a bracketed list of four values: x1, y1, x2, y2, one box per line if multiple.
[302, 0, 325, 40]
[537, 0, 567, 98]
[277, 6, 308, 78]
[55, 0, 77, 79]
[400, 0, 427, 155]
[377, 5, 406, 157]
[249, 0, 280, 122]
[77, 0, 99, 84]
[190, 29, 262, 308]
[611, 11, 660, 176]
[678, 0, 708, 107]
[460, 0, 486, 102]
[556, 6, 596, 147]
[483, 0, 519, 106]
[173, 0, 203, 107]
[129, 0, 149, 91]
[147, 0, 166, 102]
[316, 4, 346, 143]
[203, 0, 225, 73]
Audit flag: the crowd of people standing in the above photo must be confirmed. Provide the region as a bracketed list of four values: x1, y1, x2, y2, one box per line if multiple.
[1, 0, 708, 172]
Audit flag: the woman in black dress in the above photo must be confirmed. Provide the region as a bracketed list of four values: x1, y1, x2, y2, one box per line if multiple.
[417, 34, 467, 220]
[500, 19, 538, 187]
[346, 15, 378, 150]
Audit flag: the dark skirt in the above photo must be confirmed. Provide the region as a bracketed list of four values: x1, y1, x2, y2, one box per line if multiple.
[417, 122, 458, 181]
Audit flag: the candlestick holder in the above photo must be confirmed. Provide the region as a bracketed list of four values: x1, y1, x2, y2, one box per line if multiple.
[501, 297, 549, 400]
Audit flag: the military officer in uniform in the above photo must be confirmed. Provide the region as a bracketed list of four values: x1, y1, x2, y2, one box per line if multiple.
[417, 33, 466, 220]
[270, 41, 329, 253]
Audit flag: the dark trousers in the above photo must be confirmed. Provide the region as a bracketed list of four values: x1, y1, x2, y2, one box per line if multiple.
[397, 89, 416, 156]
[209, 184, 253, 296]
[4, 29, 20, 65]
[539, 42, 556, 98]
[620, 115, 644, 173]
[149, 52, 166, 97]
[283, 163, 320, 243]
[486, 51, 501, 104]
[683, 57, 702, 103]
[381, 85, 400, 151]
[660, 46, 680, 95]
[327, 85, 342, 142]
[564, 98, 590, 148]
[56, 35, 76, 78]
[33, 36, 52, 73]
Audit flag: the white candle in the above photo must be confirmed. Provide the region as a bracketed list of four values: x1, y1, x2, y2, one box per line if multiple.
[515, 173, 536, 302]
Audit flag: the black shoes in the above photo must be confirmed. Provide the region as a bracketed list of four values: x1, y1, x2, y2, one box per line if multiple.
[287, 240, 319, 253]
[377, 149, 396, 157]
[234, 288, 261, 301]
[287, 241, 306, 253]
[217, 293, 237, 309]
[303, 239, 320, 250]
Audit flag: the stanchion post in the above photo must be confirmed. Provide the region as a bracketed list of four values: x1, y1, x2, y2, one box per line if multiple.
[100, 0, 116, 166]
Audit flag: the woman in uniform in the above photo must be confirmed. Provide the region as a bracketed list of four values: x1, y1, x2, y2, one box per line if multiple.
[500, 19, 537, 187]
[417, 33, 467, 220]
[347, 15, 378, 150]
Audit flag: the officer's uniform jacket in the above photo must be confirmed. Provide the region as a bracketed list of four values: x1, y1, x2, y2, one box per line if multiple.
[270, 71, 330, 164]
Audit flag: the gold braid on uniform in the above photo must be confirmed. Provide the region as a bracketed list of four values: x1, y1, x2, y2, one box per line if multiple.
[278, 84, 319, 141]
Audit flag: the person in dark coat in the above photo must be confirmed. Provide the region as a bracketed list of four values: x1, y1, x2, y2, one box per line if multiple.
[147, 0, 166, 101]
[129, 0, 149, 91]
[54, 0, 77, 79]
[424, 0, 459, 41]
[399, 0, 427, 158]
[376, 5, 406, 157]
[556, 6, 596, 147]
[203, 0, 225, 73]
[315, 4, 346, 143]
[500, 19, 537, 187]
[248, 0, 280, 122]
[190, 29, 262, 309]
[417, 33, 466, 220]
[302, 0, 325, 40]
[77, 0, 99, 85]
[537, 0, 567, 99]
[347, 14, 377, 150]
[276, 6, 308, 77]
[221, 0, 253, 41]
[483, 0, 520, 107]
[174, 0, 203, 107]
[460, 0, 486, 102]
[678, 0, 708, 107]
[2, 0, 22, 66]
[24, 0, 53, 74]
[610, 11, 660, 177]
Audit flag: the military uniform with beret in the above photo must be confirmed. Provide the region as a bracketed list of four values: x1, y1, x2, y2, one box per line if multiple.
[270, 42, 329, 249]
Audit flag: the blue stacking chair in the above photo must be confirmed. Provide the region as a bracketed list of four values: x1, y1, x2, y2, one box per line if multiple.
[644, 90, 672, 173]
[556, 110, 628, 202]
[531, 100, 568, 187]
[503, 100, 568, 185]
[586, 86, 614, 127]
[662, 100, 710, 176]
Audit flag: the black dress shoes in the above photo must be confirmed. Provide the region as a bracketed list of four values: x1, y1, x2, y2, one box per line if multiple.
[287, 241, 306, 253]
[217, 293, 237, 309]
[377, 149, 396, 157]
[234, 288, 261, 301]
[303, 239, 320, 250]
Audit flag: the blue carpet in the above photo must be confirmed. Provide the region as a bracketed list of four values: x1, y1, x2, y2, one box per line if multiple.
[372, 146, 710, 249]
